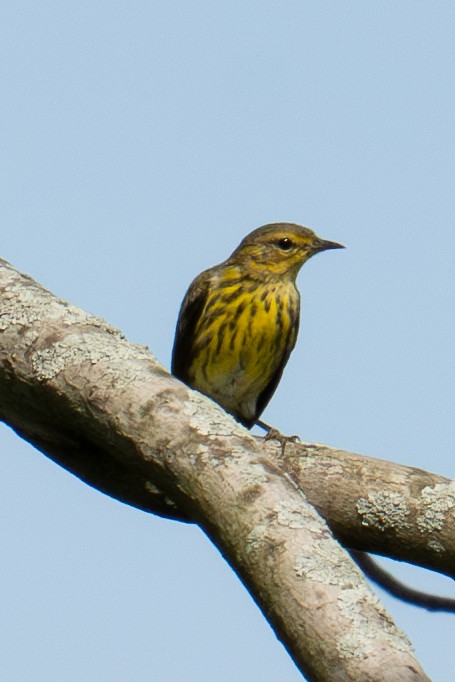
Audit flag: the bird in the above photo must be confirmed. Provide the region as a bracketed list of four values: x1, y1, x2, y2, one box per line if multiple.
[171, 222, 344, 431]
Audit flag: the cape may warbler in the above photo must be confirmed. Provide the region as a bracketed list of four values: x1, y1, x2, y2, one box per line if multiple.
[172, 223, 343, 429]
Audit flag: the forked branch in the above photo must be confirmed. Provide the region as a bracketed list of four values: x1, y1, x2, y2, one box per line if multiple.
[0, 258, 447, 680]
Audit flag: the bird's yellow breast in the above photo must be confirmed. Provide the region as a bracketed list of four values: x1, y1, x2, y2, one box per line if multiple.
[190, 277, 299, 422]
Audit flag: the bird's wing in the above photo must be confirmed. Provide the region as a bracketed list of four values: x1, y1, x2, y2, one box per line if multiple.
[171, 271, 211, 383]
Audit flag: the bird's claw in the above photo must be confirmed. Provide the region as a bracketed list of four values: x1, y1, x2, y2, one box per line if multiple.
[264, 428, 300, 454]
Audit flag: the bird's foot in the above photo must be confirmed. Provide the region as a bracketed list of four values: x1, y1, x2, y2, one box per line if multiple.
[256, 421, 300, 455]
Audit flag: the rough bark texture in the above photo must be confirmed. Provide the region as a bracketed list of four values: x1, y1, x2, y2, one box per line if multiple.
[271, 441, 455, 579]
[0, 258, 441, 681]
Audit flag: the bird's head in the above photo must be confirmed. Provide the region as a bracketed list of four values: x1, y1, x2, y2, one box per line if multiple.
[229, 223, 344, 278]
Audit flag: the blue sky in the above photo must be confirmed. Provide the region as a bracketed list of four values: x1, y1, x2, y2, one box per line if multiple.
[1, 2, 454, 680]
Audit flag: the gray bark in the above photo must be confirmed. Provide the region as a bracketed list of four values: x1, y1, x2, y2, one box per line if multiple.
[0, 258, 438, 681]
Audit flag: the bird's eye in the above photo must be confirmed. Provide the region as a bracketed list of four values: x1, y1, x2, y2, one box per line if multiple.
[275, 237, 293, 250]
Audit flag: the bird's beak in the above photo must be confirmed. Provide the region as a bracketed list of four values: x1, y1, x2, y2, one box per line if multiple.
[314, 239, 345, 253]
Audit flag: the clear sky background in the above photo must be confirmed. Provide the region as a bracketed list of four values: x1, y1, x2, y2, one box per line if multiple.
[1, 2, 454, 680]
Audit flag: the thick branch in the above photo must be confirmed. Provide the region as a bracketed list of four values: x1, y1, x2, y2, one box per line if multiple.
[270, 440, 455, 579]
[0, 258, 436, 680]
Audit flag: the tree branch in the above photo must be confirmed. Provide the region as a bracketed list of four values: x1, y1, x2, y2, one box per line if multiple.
[269, 439, 455, 580]
[350, 550, 455, 612]
[0, 258, 440, 680]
